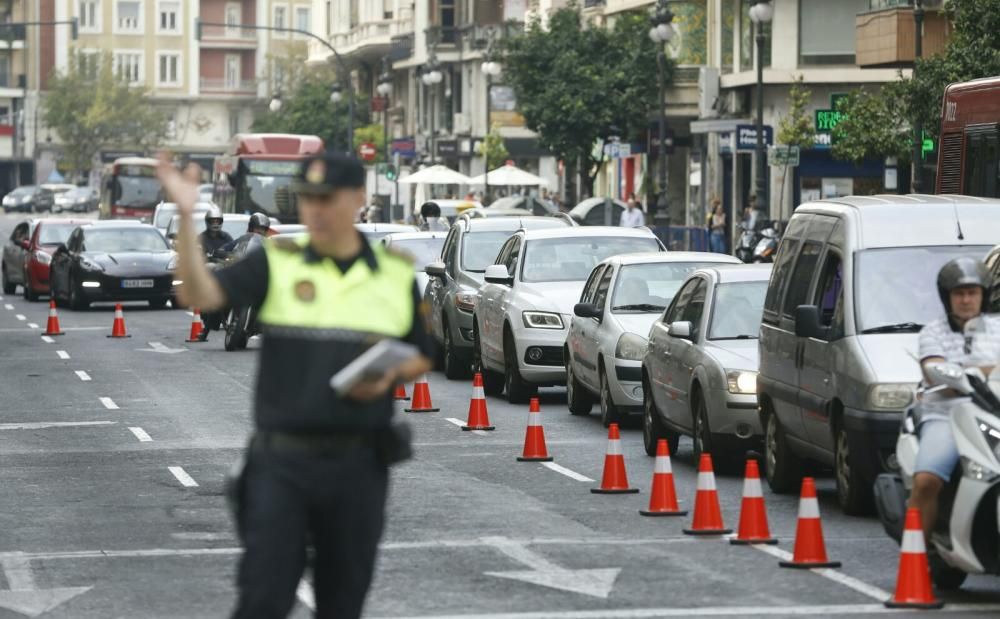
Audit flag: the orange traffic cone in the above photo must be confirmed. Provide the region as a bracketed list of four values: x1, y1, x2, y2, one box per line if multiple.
[730, 458, 777, 544]
[779, 477, 841, 568]
[44, 299, 64, 336]
[107, 303, 130, 338]
[393, 383, 410, 401]
[639, 439, 686, 517]
[591, 423, 639, 494]
[885, 508, 944, 609]
[185, 309, 203, 342]
[462, 373, 494, 430]
[683, 453, 732, 535]
[405, 374, 439, 413]
[517, 397, 551, 461]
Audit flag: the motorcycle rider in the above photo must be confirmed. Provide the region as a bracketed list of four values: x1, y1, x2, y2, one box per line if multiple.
[198, 206, 234, 254]
[911, 257, 1000, 540]
[419, 201, 449, 232]
[220, 212, 271, 254]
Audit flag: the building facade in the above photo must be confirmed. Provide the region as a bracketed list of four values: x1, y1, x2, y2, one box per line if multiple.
[0, 0, 39, 192]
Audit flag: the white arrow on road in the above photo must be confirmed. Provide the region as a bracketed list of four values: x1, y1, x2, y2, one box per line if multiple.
[138, 341, 186, 354]
[0, 554, 90, 617]
[482, 536, 620, 599]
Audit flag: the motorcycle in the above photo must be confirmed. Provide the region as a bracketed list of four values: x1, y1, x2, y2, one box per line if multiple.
[752, 222, 782, 263]
[734, 221, 757, 263]
[207, 235, 263, 352]
[874, 320, 1000, 590]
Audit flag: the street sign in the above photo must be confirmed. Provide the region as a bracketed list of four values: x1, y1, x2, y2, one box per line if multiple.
[359, 142, 378, 162]
[769, 145, 800, 167]
[602, 141, 631, 159]
[815, 109, 844, 133]
[734, 125, 773, 151]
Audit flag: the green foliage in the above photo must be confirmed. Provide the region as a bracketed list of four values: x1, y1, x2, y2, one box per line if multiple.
[501, 4, 668, 191]
[777, 75, 815, 150]
[476, 123, 509, 170]
[43, 52, 166, 179]
[352, 123, 386, 163]
[831, 85, 911, 164]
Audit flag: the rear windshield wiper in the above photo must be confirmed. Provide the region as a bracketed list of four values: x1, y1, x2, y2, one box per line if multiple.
[612, 303, 665, 312]
[861, 322, 923, 334]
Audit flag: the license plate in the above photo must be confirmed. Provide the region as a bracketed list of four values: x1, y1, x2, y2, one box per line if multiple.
[121, 279, 154, 289]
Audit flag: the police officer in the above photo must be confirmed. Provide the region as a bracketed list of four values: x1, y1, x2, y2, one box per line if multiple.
[158, 153, 433, 618]
[199, 205, 234, 254]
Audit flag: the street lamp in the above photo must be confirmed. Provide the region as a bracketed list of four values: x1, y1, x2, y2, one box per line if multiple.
[649, 0, 675, 228]
[329, 85, 343, 103]
[481, 51, 502, 205]
[422, 55, 443, 164]
[268, 94, 282, 113]
[377, 59, 394, 220]
[912, 0, 924, 193]
[749, 1, 773, 218]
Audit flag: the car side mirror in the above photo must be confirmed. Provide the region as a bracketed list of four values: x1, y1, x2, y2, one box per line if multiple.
[794, 305, 826, 339]
[668, 321, 692, 340]
[425, 261, 446, 279]
[484, 264, 512, 285]
[574, 303, 602, 319]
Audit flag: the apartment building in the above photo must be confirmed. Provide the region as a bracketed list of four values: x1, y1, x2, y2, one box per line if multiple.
[0, 1, 40, 192]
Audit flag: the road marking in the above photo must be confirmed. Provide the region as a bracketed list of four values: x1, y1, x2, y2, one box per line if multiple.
[128, 427, 153, 442]
[0, 421, 116, 431]
[185, 311, 194, 317]
[26, 323, 38, 329]
[0, 554, 92, 617]
[3, 303, 11, 310]
[138, 342, 186, 354]
[1, 554, 36, 589]
[74, 370, 91, 382]
[168, 466, 198, 487]
[541, 462, 594, 483]
[445, 417, 488, 435]
[748, 543, 891, 602]
[15, 314, 24, 320]
[56, 350, 69, 359]
[296, 579, 315, 611]
[99, 397, 119, 410]
[40, 336, 54, 343]
[482, 536, 619, 599]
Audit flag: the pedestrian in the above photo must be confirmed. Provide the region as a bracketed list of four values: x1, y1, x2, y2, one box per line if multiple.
[709, 199, 726, 254]
[419, 201, 449, 231]
[619, 198, 645, 228]
[157, 152, 434, 619]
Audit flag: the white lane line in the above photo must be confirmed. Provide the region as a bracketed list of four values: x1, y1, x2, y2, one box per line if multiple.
[168, 466, 199, 487]
[26, 322, 38, 329]
[128, 427, 153, 442]
[75, 370, 92, 382]
[748, 543, 892, 602]
[15, 314, 24, 320]
[56, 350, 70, 359]
[0, 554, 37, 590]
[3, 303, 12, 310]
[0, 421, 116, 431]
[185, 311, 195, 317]
[99, 397, 119, 410]
[41, 335, 55, 343]
[296, 579, 316, 611]
[541, 462, 595, 483]
[445, 417, 488, 435]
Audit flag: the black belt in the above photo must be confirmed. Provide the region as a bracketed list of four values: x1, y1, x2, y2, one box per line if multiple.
[254, 431, 375, 455]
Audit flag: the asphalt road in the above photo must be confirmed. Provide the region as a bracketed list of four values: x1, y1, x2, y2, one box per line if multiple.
[1, 212, 1000, 618]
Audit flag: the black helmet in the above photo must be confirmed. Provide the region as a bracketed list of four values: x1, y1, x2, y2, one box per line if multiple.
[937, 257, 989, 312]
[420, 201, 441, 218]
[248, 212, 270, 232]
[205, 205, 223, 223]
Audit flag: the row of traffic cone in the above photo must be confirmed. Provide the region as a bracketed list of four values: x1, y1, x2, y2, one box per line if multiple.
[40, 300, 145, 339]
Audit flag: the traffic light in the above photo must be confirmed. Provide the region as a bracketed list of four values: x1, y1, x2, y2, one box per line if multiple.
[385, 165, 397, 181]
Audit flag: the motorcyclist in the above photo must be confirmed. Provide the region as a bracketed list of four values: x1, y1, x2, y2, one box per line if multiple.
[198, 206, 234, 254]
[911, 257, 1000, 540]
[219, 212, 271, 255]
[419, 201, 449, 232]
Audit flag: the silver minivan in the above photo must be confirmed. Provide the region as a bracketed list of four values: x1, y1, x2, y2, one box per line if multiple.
[758, 195, 1000, 515]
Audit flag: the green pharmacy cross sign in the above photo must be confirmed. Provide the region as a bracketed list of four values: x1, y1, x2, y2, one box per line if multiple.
[815, 109, 844, 133]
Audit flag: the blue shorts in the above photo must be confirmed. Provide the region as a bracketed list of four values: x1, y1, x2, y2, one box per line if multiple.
[915, 419, 960, 481]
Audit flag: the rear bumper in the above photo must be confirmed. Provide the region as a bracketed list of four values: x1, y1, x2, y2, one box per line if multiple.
[843, 406, 902, 479]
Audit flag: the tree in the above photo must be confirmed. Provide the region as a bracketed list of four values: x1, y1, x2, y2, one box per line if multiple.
[501, 4, 668, 197]
[831, 84, 911, 165]
[775, 75, 814, 214]
[43, 52, 166, 180]
[476, 123, 509, 171]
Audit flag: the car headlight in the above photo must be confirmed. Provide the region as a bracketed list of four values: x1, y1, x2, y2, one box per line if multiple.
[79, 257, 104, 272]
[866, 383, 915, 410]
[727, 370, 758, 394]
[33, 250, 51, 265]
[522, 311, 563, 329]
[167, 255, 178, 271]
[615, 333, 648, 361]
[455, 291, 478, 312]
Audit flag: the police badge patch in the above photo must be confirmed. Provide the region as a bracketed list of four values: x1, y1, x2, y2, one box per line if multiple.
[295, 280, 317, 302]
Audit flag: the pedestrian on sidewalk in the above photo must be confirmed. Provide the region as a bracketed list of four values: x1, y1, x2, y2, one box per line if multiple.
[709, 199, 726, 253]
[619, 198, 646, 228]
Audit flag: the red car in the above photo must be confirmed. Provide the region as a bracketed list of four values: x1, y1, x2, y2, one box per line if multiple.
[18, 218, 89, 301]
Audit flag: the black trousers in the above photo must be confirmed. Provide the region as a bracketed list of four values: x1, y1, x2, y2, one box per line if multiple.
[232, 443, 389, 619]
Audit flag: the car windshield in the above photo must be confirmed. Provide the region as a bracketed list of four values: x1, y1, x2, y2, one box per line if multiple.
[243, 174, 295, 217]
[115, 176, 162, 208]
[388, 238, 446, 271]
[11, 186, 34, 196]
[855, 246, 991, 333]
[708, 281, 768, 340]
[612, 262, 718, 313]
[522, 236, 661, 283]
[462, 231, 515, 272]
[84, 228, 170, 252]
[154, 205, 178, 228]
[38, 224, 79, 246]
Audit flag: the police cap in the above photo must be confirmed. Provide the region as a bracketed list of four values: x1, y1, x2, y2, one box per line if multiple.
[292, 153, 366, 196]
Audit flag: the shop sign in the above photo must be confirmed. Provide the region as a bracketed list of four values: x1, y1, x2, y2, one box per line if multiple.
[735, 125, 773, 151]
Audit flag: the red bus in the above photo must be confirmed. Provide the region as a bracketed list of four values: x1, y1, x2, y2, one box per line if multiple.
[936, 76, 1000, 197]
[99, 156, 163, 220]
[212, 133, 324, 223]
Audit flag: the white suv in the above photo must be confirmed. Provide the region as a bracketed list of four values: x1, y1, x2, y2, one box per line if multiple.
[473, 226, 663, 403]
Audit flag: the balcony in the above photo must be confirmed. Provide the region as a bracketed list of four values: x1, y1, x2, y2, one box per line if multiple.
[329, 14, 414, 61]
[199, 78, 257, 96]
[199, 24, 258, 50]
[855, 7, 950, 68]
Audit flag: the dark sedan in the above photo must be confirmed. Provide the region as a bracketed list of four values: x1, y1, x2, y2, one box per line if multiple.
[2, 186, 55, 213]
[50, 223, 178, 310]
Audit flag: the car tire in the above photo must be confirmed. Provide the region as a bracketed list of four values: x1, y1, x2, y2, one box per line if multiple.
[22, 268, 38, 302]
[764, 405, 803, 494]
[1, 263, 15, 294]
[566, 356, 594, 415]
[68, 279, 89, 310]
[834, 423, 875, 515]
[504, 330, 536, 405]
[442, 319, 469, 380]
[643, 377, 678, 456]
[691, 387, 713, 461]
[473, 324, 504, 397]
[599, 365, 621, 428]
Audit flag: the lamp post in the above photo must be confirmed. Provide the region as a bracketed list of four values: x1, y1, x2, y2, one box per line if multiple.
[481, 54, 502, 205]
[268, 93, 282, 113]
[376, 59, 394, 222]
[649, 0, 674, 228]
[421, 53, 443, 165]
[912, 0, 924, 193]
[749, 1, 773, 218]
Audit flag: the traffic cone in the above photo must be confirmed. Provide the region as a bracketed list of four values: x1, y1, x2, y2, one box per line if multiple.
[885, 508, 944, 609]
[591, 423, 639, 494]
[730, 458, 778, 544]
[639, 439, 686, 517]
[461, 373, 494, 430]
[44, 299, 64, 336]
[185, 309, 203, 342]
[779, 477, 841, 568]
[517, 397, 551, 461]
[393, 383, 410, 401]
[405, 374, 439, 413]
[683, 453, 732, 535]
[107, 303, 130, 338]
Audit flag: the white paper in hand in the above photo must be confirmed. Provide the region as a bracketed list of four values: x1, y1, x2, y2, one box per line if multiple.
[330, 339, 420, 397]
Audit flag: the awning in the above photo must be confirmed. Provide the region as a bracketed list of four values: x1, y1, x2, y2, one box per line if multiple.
[690, 118, 752, 134]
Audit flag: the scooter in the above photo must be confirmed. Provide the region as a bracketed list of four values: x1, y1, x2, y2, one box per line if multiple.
[735, 222, 758, 263]
[874, 336, 1000, 590]
[752, 223, 781, 263]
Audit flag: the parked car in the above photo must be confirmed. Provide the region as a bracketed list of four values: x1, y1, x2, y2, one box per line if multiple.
[2, 219, 37, 294]
[474, 226, 663, 403]
[487, 196, 559, 216]
[3, 218, 91, 301]
[568, 197, 630, 226]
[643, 264, 771, 467]
[424, 215, 572, 379]
[50, 222, 178, 309]
[567, 252, 742, 427]
[43, 184, 77, 213]
[2, 186, 54, 213]
[153, 201, 213, 234]
[758, 195, 1000, 515]
[428, 199, 483, 222]
[54, 186, 99, 213]
[381, 231, 448, 298]
[355, 223, 419, 244]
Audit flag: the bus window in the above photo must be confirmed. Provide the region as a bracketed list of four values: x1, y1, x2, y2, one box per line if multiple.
[964, 131, 1000, 198]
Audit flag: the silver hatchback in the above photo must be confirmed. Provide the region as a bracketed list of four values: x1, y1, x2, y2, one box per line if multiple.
[642, 264, 772, 464]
